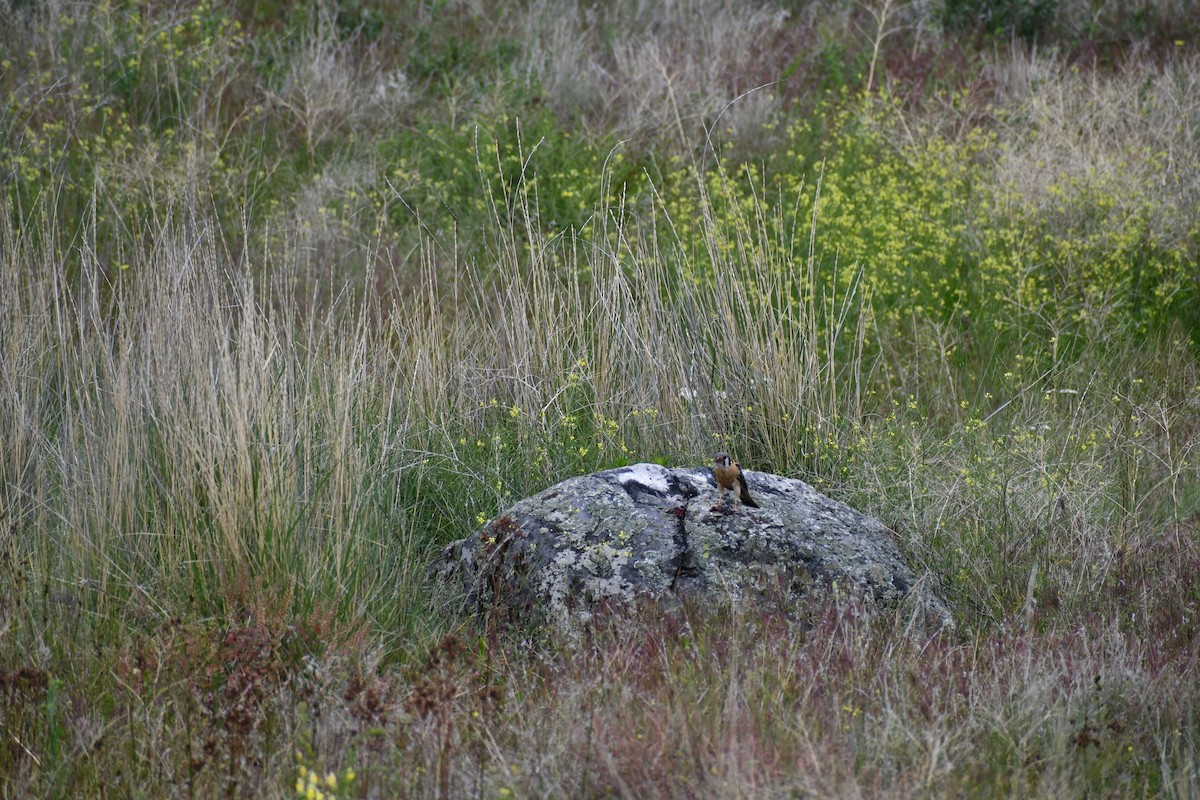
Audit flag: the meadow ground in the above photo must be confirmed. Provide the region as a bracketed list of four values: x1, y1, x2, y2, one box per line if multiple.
[2, 0, 1199, 797]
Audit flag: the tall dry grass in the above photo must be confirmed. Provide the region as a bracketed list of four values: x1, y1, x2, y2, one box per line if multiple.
[984, 47, 1200, 245]
[2, 205, 407, 633]
[0, 151, 865, 636]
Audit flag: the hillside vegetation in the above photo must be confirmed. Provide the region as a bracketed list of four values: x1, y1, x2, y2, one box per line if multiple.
[2, 0, 1198, 796]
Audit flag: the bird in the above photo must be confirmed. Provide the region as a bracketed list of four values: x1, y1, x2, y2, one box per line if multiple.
[711, 452, 758, 511]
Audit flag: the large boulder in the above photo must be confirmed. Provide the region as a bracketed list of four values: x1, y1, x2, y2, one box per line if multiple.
[434, 463, 952, 630]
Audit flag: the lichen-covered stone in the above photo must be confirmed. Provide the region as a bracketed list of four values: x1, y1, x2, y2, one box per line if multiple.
[433, 463, 952, 631]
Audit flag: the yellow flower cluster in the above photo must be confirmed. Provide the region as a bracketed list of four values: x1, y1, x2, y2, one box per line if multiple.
[294, 752, 355, 800]
[4, 0, 250, 256]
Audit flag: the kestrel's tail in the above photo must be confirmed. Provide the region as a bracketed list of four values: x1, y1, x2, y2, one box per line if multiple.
[738, 472, 759, 508]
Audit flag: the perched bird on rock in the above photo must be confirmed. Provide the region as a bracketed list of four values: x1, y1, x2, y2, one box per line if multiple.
[711, 452, 758, 511]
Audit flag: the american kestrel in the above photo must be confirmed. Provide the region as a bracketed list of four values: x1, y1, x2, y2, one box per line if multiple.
[711, 452, 758, 511]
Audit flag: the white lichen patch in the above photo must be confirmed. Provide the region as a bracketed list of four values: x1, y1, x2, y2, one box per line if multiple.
[582, 541, 630, 578]
[540, 549, 581, 617]
[633, 557, 667, 584]
[616, 462, 671, 494]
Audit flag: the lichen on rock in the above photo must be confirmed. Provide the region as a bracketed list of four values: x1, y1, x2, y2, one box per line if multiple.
[433, 463, 952, 632]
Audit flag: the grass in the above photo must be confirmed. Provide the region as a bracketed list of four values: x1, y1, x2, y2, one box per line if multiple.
[2, 0, 1199, 797]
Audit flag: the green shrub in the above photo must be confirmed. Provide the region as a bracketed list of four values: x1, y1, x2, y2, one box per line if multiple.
[941, 0, 1059, 42]
[378, 106, 645, 253]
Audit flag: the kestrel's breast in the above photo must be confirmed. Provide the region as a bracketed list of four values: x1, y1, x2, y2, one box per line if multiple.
[712, 464, 738, 489]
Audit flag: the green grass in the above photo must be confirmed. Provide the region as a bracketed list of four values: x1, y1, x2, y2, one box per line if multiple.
[2, 0, 1199, 797]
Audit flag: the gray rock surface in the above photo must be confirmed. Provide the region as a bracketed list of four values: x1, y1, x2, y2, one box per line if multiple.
[434, 463, 952, 630]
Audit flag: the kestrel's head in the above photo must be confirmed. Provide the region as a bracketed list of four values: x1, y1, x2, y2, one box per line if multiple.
[713, 452, 732, 467]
